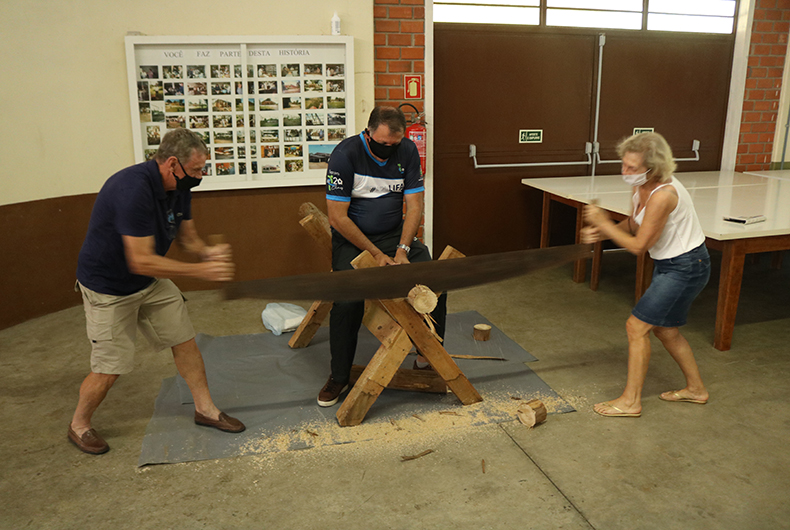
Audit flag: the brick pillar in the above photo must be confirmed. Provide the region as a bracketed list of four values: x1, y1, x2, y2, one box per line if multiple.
[374, 0, 425, 112]
[374, 0, 427, 241]
[735, 0, 790, 172]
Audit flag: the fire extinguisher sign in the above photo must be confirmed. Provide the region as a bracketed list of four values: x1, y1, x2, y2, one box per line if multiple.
[404, 75, 422, 100]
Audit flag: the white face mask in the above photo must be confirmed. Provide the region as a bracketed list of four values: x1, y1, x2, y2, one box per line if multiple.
[622, 168, 651, 187]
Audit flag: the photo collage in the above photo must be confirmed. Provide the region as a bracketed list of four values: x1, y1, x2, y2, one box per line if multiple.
[135, 54, 348, 180]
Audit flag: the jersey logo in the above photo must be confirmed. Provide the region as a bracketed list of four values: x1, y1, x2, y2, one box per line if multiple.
[352, 174, 405, 198]
[326, 170, 343, 192]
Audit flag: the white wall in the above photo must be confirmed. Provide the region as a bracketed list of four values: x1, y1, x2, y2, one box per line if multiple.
[0, 0, 374, 206]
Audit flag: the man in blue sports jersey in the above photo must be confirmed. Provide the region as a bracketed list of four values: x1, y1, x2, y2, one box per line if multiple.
[319, 106, 447, 406]
[68, 128, 245, 455]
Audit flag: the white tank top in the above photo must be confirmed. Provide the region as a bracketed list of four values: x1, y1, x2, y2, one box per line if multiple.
[632, 176, 706, 260]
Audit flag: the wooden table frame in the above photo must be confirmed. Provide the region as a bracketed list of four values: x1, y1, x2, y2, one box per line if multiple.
[538, 190, 789, 351]
[540, 192, 653, 302]
[705, 234, 790, 350]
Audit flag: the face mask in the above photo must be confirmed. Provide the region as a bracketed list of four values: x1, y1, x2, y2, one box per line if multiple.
[176, 174, 202, 191]
[622, 168, 651, 187]
[366, 129, 399, 160]
[174, 159, 203, 191]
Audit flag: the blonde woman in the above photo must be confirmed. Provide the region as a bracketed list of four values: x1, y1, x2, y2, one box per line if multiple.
[582, 132, 710, 417]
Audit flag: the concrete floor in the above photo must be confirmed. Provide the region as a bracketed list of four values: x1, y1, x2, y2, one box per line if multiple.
[1, 251, 789, 529]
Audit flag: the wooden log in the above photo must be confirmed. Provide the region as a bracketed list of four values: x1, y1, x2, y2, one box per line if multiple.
[516, 399, 547, 428]
[288, 300, 332, 348]
[299, 214, 333, 257]
[298, 201, 327, 221]
[407, 284, 437, 314]
[349, 364, 447, 393]
[473, 324, 491, 341]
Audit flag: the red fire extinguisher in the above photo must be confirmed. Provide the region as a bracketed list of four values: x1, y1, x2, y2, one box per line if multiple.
[399, 103, 427, 176]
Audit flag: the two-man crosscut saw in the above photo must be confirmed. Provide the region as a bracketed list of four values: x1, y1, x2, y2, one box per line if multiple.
[224, 244, 592, 302]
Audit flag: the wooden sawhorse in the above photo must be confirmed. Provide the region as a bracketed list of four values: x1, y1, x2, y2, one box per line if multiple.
[288, 203, 483, 426]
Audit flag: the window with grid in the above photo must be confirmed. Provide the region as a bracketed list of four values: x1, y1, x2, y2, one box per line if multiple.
[434, 1, 541, 26]
[433, 0, 738, 34]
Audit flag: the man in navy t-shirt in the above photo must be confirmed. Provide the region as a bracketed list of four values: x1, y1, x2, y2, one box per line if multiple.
[318, 106, 447, 407]
[68, 129, 245, 455]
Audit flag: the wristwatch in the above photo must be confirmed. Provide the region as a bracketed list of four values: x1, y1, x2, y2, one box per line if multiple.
[396, 243, 411, 255]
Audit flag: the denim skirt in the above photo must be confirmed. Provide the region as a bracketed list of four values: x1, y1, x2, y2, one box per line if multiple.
[632, 243, 711, 328]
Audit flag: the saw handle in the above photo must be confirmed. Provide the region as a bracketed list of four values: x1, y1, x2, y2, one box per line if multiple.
[581, 199, 603, 244]
[203, 234, 232, 263]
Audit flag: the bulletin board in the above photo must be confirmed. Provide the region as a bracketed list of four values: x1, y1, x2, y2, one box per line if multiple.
[125, 35, 354, 191]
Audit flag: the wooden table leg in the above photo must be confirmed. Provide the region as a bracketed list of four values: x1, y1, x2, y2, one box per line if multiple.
[590, 241, 603, 291]
[714, 241, 746, 351]
[634, 253, 653, 303]
[572, 203, 586, 283]
[540, 192, 551, 249]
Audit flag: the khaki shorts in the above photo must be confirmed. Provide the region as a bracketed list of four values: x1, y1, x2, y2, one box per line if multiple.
[78, 279, 195, 374]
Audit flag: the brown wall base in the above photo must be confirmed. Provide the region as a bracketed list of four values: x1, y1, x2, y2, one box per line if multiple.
[0, 187, 330, 330]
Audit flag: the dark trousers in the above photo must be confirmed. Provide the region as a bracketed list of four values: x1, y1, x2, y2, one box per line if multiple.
[329, 225, 447, 384]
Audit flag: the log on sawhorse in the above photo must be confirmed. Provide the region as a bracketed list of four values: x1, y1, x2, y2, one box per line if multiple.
[285, 202, 481, 426]
[335, 250, 482, 427]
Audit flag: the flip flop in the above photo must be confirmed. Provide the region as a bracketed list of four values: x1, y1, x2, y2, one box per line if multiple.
[659, 391, 707, 404]
[593, 402, 641, 418]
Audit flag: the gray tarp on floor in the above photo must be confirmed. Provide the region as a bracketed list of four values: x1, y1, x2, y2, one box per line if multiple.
[139, 310, 573, 466]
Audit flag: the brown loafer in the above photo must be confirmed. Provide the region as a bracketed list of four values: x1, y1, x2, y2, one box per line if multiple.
[68, 424, 109, 454]
[194, 411, 246, 433]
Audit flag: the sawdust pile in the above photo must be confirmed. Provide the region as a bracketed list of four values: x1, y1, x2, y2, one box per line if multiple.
[238, 390, 571, 460]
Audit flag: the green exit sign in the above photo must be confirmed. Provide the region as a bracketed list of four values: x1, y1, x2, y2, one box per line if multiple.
[519, 129, 543, 143]
[633, 127, 654, 135]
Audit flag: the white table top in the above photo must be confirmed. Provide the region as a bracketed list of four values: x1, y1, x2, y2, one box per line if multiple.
[522, 170, 790, 241]
[745, 169, 790, 181]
